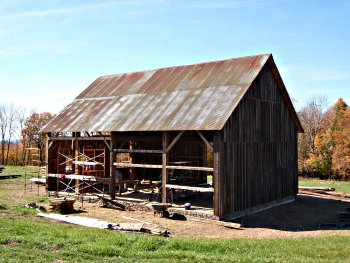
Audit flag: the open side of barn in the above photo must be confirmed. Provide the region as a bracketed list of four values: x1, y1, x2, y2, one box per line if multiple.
[41, 54, 302, 220]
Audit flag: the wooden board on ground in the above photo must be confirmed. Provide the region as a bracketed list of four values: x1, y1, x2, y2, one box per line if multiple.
[37, 213, 169, 236]
[189, 217, 241, 229]
[95, 195, 126, 210]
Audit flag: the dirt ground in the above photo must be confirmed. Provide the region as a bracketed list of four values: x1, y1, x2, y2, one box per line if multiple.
[75, 194, 350, 239]
[4, 181, 350, 239]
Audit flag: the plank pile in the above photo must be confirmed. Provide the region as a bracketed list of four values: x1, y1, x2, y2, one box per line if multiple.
[49, 198, 75, 213]
[299, 186, 350, 199]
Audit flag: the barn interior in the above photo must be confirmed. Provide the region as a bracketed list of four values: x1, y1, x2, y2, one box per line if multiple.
[46, 131, 215, 214]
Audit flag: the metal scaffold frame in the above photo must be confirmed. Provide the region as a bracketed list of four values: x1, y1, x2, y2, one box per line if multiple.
[47, 144, 107, 206]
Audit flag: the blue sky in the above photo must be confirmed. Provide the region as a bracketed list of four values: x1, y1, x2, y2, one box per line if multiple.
[0, 0, 349, 113]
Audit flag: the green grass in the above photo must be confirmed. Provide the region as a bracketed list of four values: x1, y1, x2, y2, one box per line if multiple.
[0, 215, 349, 263]
[1, 167, 350, 262]
[0, 165, 38, 179]
[299, 178, 350, 194]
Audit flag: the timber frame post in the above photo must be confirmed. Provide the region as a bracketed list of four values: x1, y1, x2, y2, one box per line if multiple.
[74, 133, 80, 194]
[213, 132, 221, 217]
[45, 133, 50, 191]
[109, 132, 116, 200]
[162, 132, 168, 203]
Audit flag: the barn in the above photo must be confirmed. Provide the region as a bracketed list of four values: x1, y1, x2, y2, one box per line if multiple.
[41, 54, 303, 220]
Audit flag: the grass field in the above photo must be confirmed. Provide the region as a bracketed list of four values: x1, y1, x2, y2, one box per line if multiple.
[0, 165, 38, 178]
[1, 165, 350, 262]
[1, 215, 349, 263]
[299, 178, 350, 194]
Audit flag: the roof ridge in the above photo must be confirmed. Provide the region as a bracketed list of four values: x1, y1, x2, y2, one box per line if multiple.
[100, 53, 272, 78]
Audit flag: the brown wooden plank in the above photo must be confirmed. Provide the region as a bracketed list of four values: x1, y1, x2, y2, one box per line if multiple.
[166, 131, 184, 153]
[109, 132, 116, 199]
[162, 132, 168, 203]
[113, 149, 163, 154]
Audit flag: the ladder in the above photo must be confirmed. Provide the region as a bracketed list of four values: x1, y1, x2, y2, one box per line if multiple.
[24, 147, 45, 195]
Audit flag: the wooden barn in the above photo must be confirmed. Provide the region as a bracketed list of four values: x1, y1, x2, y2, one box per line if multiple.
[41, 54, 303, 220]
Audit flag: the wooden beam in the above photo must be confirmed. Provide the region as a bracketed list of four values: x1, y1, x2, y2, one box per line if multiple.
[45, 134, 49, 191]
[166, 131, 184, 153]
[74, 133, 80, 194]
[48, 141, 54, 149]
[113, 149, 163, 154]
[85, 132, 92, 137]
[115, 136, 161, 142]
[162, 132, 168, 203]
[109, 132, 116, 200]
[49, 137, 111, 141]
[213, 133, 220, 217]
[166, 165, 213, 172]
[113, 163, 213, 172]
[114, 163, 162, 169]
[165, 184, 214, 192]
[197, 131, 213, 151]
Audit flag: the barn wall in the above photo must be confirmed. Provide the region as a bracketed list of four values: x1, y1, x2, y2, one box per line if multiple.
[214, 61, 298, 218]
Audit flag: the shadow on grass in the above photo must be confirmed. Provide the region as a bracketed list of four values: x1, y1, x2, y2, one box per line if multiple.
[236, 195, 350, 232]
[0, 175, 22, 179]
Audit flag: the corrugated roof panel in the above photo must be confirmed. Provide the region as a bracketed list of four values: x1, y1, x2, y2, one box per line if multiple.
[41, 54, 272, 132]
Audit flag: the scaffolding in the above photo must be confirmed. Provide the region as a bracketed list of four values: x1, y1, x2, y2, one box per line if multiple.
[24, 147, 45, 195]
[47, 144, 108, 207]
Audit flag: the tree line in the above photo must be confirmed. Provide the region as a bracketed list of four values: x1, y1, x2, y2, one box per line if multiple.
[298, 96, 350, 180]
[0, 103, 54, 166]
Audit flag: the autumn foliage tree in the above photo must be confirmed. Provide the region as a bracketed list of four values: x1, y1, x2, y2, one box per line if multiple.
[298, 97, 350, 180]
[21, 111, 54, 164]
[332, 106, 350, 179]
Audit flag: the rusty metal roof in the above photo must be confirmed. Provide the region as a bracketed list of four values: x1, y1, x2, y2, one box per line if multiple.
[42, 54, 273, 132]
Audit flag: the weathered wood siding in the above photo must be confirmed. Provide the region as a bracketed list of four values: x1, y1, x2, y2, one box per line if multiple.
[214, 61, 298, 217]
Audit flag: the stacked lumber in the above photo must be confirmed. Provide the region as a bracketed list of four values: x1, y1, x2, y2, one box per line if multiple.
[49, 198, 75, 213]
[94, 195, 125, 210]
[299, 186, 350, 199]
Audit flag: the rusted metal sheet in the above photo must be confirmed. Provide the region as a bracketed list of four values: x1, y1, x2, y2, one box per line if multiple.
[42, 54, 271, 132]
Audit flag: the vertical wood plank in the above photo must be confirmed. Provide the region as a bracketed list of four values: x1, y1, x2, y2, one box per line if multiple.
[213, 132, 220, 217]
[162, 132, 168, 203]
[74, 133, 80, 194]
[45, 133, 50, 191]
[109, 132, 116, 199]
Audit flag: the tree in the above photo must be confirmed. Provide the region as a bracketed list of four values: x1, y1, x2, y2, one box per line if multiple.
[22, 111, 54, 164]
[332, 106, 350, 179]
[0, 104, 8, 165]
[298, 97, 350, 180]
[298, 96, 328, 155]
[298, 96, 329, 177]
[5, 104, 17, 165]
[0, 104, 19, 165]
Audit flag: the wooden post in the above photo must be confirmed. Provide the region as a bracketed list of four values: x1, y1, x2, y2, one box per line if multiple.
[162, 132, 168, 203]
[109, 132, 116, 200]
[74, 133, 80, 194]
[213, 133, 220, 217]
[45, 133, 50, 191]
